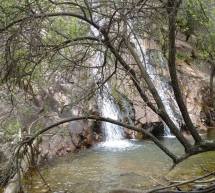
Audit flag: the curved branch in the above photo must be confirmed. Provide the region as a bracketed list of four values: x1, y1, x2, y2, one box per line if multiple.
[0, 12, 99, 33]
[22, 115, 179, 163]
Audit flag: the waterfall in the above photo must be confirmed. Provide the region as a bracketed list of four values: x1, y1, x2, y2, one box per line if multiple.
[144, 50, 182, 136]
[97, 84, 133, 148]
[90, 9, 129, 147]
[91, 53, 131, 148]
[131, 37, 182, 136]
[90, 51, 131, 147]
[90, 0, 181, 140]
[90, 56, 125, 143]
[99, 86, 124, 141]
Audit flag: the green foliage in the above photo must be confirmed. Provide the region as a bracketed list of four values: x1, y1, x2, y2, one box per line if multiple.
[177, 0, 215, 64]
[0, 0, 90, 90]
[176, 52, 190, 60]
[43, 17, 88, 44]
[177, 0, 209, 39]
[4, 119, 20, 138]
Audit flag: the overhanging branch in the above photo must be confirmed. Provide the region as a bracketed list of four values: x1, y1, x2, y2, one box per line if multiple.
[22, 115, 179, 163]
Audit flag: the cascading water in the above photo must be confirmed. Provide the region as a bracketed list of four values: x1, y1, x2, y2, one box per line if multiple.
[91, 54, 131, 148]
[90, 5, 131, 148]
[90, 0, 181, 139]
[130, 36, 183, 137]
[100, 87, 124, 141]
[144, 50, 182, 136]
[98, 87, 133, 148]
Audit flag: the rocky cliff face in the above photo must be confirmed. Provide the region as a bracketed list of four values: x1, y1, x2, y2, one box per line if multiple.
[38, 118, 96, 162]
[177, 60, 209, 132]
[25, 88, 103, 162]
[130, 49, 211, 136]
[0, 81, 100, 164]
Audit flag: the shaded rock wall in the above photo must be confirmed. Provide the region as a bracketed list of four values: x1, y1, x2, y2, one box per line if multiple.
[177, 60, 209, 132]
[129, 49, 210, 135]
[38, 116, 102, 162]
[200, 87, 215, 128]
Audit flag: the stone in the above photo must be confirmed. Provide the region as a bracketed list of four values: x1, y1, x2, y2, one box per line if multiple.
[142, 122, 164, 137]
[39, 133, 76, 161]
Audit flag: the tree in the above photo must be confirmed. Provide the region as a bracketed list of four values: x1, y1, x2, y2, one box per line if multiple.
[167, 0, 202, 144]
[178, 0, 215, 106]
[0, 1, 215, 186]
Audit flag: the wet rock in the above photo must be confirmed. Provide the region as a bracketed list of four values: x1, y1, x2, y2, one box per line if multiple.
[135, 131, 144, 140]
[70, 134, 81, 148]
[142, 122, 165, 137]
[39, 133, 76, 161]
[68, 120, 86, 135]
[38, 114, 102, 161]
[84, 133, 94, 147]
[124, 128, 136, 139]
[133, 82, 160, 130]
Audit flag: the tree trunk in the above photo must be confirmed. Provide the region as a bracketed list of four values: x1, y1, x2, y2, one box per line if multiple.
[210, 64, 215, 107]
[125, 39, 192, 152]
[167, 0, 202, 145]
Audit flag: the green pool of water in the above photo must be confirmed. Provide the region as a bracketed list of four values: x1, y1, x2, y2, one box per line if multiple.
[168, 151, 215, 180]
[23, 138, 185, 193]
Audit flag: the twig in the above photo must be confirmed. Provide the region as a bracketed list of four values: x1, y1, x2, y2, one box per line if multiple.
[146, 171, 215, 193]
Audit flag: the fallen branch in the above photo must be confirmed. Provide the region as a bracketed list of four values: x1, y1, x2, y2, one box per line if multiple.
[146, 171, 215, 193]
[170, 177, 215, 184]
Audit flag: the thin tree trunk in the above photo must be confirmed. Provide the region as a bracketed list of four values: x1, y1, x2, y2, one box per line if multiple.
[210, 64, 215, 106]
[167, 0, 202, 145]
[124, 39, 192, 152]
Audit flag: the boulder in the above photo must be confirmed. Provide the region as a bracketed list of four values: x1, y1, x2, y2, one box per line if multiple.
[39, 134, 76, 161]
[142, 122, 165, 137]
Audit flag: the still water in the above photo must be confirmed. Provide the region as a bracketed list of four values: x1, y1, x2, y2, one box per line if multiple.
[24, 138, 185, 193]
